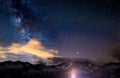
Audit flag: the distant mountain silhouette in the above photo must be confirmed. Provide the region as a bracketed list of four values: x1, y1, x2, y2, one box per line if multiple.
[0, 59, 119, 78]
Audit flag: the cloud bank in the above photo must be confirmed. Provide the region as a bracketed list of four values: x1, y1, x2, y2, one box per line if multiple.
[0, 39, 58, 64]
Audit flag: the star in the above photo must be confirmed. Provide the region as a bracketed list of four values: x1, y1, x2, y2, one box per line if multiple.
[76, 52, 80, 55]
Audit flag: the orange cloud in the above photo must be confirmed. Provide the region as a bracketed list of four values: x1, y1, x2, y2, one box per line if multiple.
[0, 39, 58, 64]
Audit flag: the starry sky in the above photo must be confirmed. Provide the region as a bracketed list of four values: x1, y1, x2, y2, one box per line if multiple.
[0, 0, 120, 62]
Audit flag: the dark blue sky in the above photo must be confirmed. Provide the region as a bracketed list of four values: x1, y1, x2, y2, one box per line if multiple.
[33, 0, 120, 61]
[0, 0, 120, 61]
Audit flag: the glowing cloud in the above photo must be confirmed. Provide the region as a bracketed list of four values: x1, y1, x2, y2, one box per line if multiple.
[0, 39, 58, 64]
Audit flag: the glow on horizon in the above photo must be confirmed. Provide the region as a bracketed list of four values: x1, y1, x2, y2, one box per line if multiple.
[70, 68, 77, 78]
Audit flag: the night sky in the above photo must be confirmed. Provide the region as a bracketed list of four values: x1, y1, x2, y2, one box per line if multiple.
[0, 0, 120, 62]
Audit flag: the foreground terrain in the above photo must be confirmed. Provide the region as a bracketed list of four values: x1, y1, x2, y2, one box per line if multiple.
[0, 60, 119, 78]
